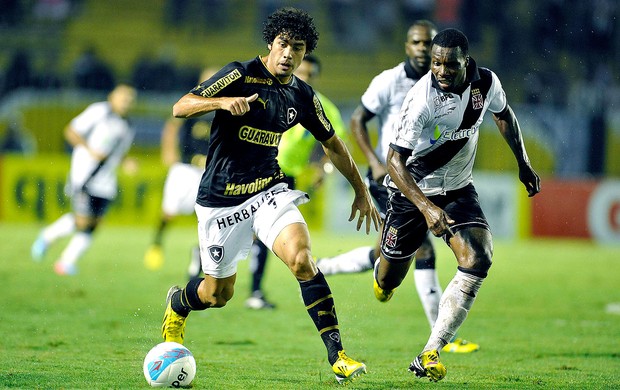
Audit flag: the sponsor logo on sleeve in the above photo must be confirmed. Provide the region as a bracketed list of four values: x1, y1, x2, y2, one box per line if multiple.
[199, 69, 242, 97]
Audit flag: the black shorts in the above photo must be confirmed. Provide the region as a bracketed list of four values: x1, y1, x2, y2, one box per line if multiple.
[72, 190, 111, 218]
[366, 168, 389, 217]
[380, 183, 490, 263]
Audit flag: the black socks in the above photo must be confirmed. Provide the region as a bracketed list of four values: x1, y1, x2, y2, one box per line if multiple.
[299, 271, 343, 365]
[171, 277, 208, 317]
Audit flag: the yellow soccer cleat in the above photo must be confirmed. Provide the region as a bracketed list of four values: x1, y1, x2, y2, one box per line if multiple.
[332, 350, 367, 385]
[442, 338, 480, 353]
[409, 349, 447, 382]
[373, 278, 394, 302]
[161, 286, 186, 344]
[144, 245, 164, 271]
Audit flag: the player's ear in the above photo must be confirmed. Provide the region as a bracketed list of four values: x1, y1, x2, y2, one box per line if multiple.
[267, 44, 272, 51]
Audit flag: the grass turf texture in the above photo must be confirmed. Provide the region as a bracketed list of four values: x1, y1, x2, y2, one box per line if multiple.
[1, 222, 619, 389]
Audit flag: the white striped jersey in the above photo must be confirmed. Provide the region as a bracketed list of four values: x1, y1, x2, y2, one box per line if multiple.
[68, 101, 134, 199]
[388, 58, 507, 196]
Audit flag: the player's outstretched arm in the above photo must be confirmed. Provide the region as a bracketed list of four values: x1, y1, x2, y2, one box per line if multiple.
[321, 134, 381, 234]
[492, 104, 541, 197]
[173, 93, 259, 118]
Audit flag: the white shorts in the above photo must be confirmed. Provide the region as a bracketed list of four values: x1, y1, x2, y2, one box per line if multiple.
[194, 183, 309, 278]
[162, 163, 203, 216]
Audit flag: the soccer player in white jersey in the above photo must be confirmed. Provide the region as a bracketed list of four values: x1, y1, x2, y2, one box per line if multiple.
[31, 84, 137, 275]
[316, 20, 478, 354]
[374, 28, 540, 381]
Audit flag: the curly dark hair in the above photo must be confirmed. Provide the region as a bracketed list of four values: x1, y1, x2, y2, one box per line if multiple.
[262, 7, 319, 53]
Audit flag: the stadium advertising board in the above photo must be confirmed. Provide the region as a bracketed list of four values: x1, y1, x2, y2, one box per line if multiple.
[531, 179, 620, 243]
[0, 154, 167, 225]
[0, 154, 324, 229]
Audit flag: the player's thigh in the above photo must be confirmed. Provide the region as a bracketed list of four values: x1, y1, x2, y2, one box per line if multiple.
[272, 221, 317, 279]
[440, 184, 493, 270]
[261, 202, 317, 279]
[368, 177, 389, 217]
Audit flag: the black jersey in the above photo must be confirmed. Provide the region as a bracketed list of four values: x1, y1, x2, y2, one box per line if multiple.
[178, 114, 212, 166]
[191, 56, 335, 207]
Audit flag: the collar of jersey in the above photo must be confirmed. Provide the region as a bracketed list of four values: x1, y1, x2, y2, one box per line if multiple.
[404, 58, 425, 80]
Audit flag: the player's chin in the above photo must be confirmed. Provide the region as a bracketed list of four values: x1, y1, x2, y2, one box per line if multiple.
[276, 65, 294, 76]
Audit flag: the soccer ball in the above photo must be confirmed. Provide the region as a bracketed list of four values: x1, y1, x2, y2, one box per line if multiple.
[143, 342, 196, 388]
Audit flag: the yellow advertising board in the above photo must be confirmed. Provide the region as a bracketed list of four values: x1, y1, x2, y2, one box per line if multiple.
[0, 154, 168, 226]
[0, 154, 324, 229]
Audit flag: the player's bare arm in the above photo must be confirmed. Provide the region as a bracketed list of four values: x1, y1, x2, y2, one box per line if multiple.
[386, 148, 454, 237]
[64, 125, 106, 161]
[321, 134, 381, 234]
[173, 93, 259, 118]
[350, 105, 386, 183]
[492, 104, 541, 197]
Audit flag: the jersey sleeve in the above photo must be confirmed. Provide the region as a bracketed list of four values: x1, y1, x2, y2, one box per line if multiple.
[299, 91, 335, 143]
[391, 81, 429, 152]
[190, 62, 244, 98]
[487, 71, 507, 114]
[316, 91, 348, 142]
[360, 70, 390, 115]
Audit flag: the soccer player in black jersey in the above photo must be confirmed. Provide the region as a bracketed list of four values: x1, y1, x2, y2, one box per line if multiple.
[160, 7, 380, 385]
[374, 28, 540, 381]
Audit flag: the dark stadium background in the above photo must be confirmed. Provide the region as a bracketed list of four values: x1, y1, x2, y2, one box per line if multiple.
[1, 0, 619, 242]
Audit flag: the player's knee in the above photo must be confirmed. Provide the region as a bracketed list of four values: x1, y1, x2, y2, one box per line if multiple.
[287, 249, 316, 280]
[377, 272, 404, 291]
[474, 246, 493, 272]
[376, 258, 408, 290]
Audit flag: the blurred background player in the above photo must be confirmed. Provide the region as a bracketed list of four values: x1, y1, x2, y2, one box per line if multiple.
[31, 83, 137, 275]
[144, 68, 217, 273]
[315, 20, 478, 353]
[243, 53, 349, 309]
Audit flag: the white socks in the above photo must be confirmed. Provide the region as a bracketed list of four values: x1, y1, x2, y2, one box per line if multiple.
[58, 231, 92, 267]
[42, 213, 75, 244]
[424, 270, 484, 352]
[414, 269, 443, 328]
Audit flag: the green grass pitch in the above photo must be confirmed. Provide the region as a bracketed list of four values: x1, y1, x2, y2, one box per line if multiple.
[1, 221, 619, 389]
